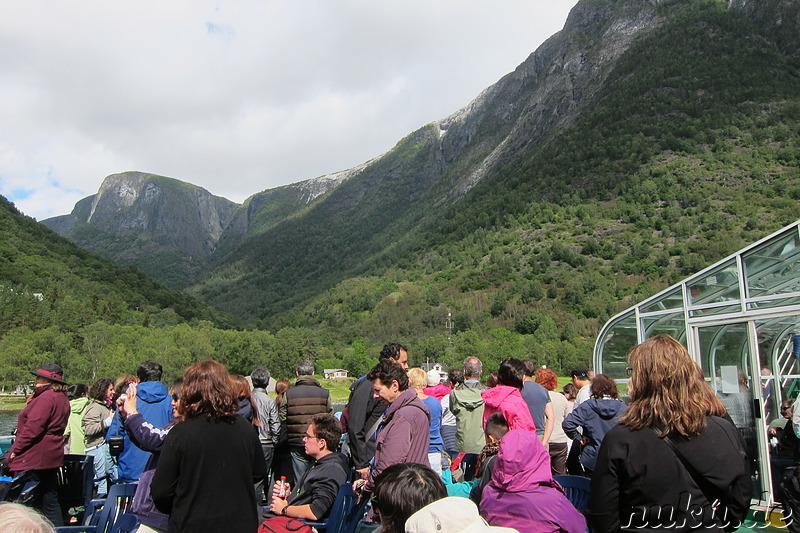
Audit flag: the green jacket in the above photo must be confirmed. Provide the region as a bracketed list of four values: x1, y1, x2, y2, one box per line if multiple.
[65, 397, 89, 454]
[449, 382, 487, 454]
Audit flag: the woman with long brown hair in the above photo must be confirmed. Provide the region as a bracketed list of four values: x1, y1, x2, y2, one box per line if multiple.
[150, 360, 266, 533]
[586, 335, 751, 533]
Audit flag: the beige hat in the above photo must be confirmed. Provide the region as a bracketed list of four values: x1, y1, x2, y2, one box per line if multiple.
[404, 497, 518, 533]
[427, 369, 441, 386]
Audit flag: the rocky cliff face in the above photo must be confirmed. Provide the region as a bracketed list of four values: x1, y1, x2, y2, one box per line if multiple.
[42, 172, 239, 287]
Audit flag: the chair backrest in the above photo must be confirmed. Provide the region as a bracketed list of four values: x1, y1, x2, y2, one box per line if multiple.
[342, 497, 370, 533]
[87, 483, 138, 533]
[301, 482, 359, 533]
[110, 512, 141, 533]
[56, 454, 95, 522]
[322, 482, 360, 533]
[554, 475, 591, 513]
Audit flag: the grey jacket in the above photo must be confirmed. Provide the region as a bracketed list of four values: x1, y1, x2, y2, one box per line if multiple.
[252, 387, 280, 446]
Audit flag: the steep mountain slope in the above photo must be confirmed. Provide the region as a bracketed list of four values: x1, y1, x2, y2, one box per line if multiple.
[192, 0, 800, 324]
[0, 194, 219, 335]
[43, 172, 239, 288]
[213, 163, 369, 259]
[190, 0, 680, 320]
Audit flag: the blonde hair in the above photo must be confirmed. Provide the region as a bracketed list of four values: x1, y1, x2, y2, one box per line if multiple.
[619, 334, 726, 437]
[0, 502, 55, 533]
[407, 368, 427, 390]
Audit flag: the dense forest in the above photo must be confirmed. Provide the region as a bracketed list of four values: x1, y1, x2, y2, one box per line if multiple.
[2, 0, 800, 388]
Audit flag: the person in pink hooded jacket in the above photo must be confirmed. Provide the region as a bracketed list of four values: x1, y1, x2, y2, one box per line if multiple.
[481, 358, 536, 432]
[480, 429, 586, 533]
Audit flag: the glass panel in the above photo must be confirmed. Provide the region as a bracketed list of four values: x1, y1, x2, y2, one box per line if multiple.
[754, 315, 800, 505]
[597, 311, 638, 380]
[640, 286, 684, 314]
[687, 259, 741, 308]
[748, 295, 800, 311]
[697, 323, 763, 503]
[755, 317, 800, 416]
[641, 312, 686, 342]
[689, 304, 743, 318]
[744, 228, 800, 299]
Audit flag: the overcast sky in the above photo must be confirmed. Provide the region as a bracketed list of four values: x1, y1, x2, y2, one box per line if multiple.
[0, 1, 577, 221]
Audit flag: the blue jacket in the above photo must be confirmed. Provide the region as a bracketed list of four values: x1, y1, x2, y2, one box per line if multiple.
[562, 397, 627, 472]
[107, 381, 174, 482]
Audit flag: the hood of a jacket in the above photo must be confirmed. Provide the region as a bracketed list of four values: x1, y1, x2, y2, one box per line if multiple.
[451, 386, 485, 410]
[490, 429, 553, 491]
[585, 397, 627, 419]
[70, 397, 90, 413]
[423, 384, 452, 400]
[481, 385, 519, 409]
[386, 388, 430, 423]
[136, 381, 169, 404]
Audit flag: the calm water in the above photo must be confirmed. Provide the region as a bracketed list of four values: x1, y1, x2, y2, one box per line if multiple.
[0, 410, 19, 437]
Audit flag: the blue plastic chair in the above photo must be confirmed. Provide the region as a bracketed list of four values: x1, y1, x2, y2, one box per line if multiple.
[56, 454, 95, 524]
[110, 512, 140, 533]
[304, 482, 360, 533]
[554, 474, 591, 513]
[56, 482, 137, 533]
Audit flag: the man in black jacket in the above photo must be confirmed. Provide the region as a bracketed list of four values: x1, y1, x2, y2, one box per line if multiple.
[280, 360, 332, 482]
[345, 342, 409, 477]
[270, 414, 349, 521]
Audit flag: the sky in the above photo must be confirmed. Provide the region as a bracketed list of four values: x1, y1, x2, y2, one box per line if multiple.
[0, 1, 578, 221]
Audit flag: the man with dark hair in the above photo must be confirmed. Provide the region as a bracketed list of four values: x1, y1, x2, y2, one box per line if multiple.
[107, 360, 174, 482]
[137, 361, 164, 383]
[571, 366, 592, 407]
[567, 365, 592, 476]
[280, 359, 332, 483]
[345, 342, 409, 476]
[269, 413, 349, 521]
[251, 367, 281, 503]
[521, 360, 554, 446]
[353, 359, 430, 525]
[450, 357, 487, 456]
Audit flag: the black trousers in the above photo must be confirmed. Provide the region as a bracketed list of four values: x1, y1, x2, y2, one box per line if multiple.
[35, 468, 64, 526]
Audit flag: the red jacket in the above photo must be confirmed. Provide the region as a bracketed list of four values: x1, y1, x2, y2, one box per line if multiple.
[10, 385, 70, 472]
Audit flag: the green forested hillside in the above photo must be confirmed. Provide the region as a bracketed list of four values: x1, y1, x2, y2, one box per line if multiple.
[0, 197, 229, 386]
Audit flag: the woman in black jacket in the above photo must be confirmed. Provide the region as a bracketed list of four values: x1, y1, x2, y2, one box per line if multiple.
[587, 335, 752, 533]
[150, 360, 266, 533]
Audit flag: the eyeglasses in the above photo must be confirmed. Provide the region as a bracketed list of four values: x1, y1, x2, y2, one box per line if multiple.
[171, 394, 180, 401]
[626, 367, 633, 377]
[303, 432, 320, 440]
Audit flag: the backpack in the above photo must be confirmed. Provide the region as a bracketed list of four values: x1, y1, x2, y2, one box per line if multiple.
[259, 516, 314, 533]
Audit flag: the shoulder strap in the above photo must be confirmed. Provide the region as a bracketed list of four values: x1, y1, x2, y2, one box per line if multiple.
[653, 427, 725, 506]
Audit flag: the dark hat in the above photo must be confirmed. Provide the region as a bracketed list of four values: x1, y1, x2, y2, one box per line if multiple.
[570, 366, 590, 379]
[31, 363, 67, 385]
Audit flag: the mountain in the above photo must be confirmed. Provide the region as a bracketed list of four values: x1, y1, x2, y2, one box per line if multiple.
[42, 172, 240, 288]
[190, 0, 800, 322]
[44, 0, 800, 346]
[0, 194, 219, 336]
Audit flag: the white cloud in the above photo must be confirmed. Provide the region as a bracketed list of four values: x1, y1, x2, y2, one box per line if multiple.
[0, 0, 577, 220]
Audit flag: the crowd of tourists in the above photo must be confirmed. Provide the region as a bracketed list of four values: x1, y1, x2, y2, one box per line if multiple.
[2, 334, 756, 533]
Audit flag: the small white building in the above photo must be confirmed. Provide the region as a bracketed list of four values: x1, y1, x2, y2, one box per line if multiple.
[324, 369, 349, 379]
[422, 363, 447, 383]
